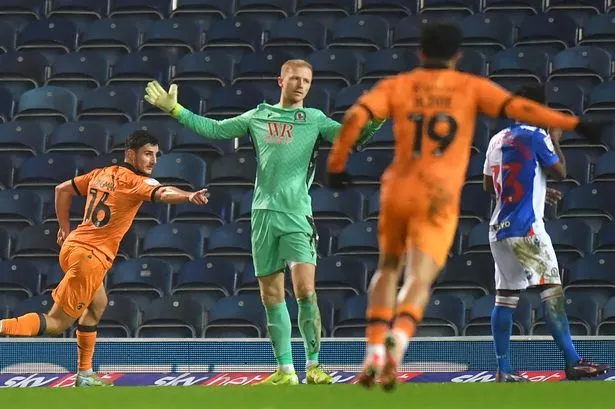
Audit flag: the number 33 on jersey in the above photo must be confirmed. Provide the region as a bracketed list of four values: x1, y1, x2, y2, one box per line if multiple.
[64, 163, 163, 262]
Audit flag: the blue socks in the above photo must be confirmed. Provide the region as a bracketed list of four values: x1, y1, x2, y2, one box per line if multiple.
[541, 287, 581, 367]
[491, 295, 519, 373]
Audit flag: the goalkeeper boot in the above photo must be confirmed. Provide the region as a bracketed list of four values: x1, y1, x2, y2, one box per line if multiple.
[306, 363, 333, 384]
[565, 360, 610, 380]
[379, 334, 400, 392]
[74, 373, 113, 387]
[254, 369, 299, 386]
[495, 371, 531, 383]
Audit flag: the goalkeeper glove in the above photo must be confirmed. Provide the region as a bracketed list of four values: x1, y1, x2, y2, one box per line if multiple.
[144, 81, 179, 114]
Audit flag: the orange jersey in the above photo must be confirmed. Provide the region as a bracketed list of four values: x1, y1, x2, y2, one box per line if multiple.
[64, 163, 163, 261]
[328, 67, 579, 202]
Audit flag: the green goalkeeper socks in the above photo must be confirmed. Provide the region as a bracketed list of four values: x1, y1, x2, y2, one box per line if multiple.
[298, 293, 321, 364]
[265, 302, 294, 368]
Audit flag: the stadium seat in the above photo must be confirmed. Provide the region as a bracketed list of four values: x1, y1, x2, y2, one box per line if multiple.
[47, 122, 110, 156]
[419, 0, 477, 19]
[315, 255, 367, 303]
[140, 224, 205, 262]
[77, 152, 124, 174]
[0, 52, 48, 98]
[97, 295, 140, 337]
[16, 19, 77, 61]
[597, 297, 615, 335]
[334, 221, 378, 267]
[107, 52, 170, 87]
[330, 83, 372, 121]
[489, 48, 549, 87]
[170, 188, 233, 226]
[264, 17, 327, 58]
[460, 184, 492, 223]
[327, 15, 389, 53]
[78, 86, 139, 125]
[546, 219, 592, 269]
[559, 183, 614, 224]
[0, 260, 41, 301]
[41, 262, 64, 294]
[208, 153, 257, 187]
[0, 0, 44, 19]
[170, 0, 233, 25]
[46, 0, 106, 28]
[364, 190, 380, 221]
[47, 52, 109, 98]
[136, 295, 205, 338]
[107, 258, 174, 302]
[11, 295, 55, 328]
[201, 18, 264, 60]
[462, 294, 533, 335]
[14, 154, 77, 188]
[566, 254, 615, 295]
[108, 0, 169, 20]
[42, 194, 86, 225]
[77, 19, 139, 64]
[171, 126, 234, 159]
[596, 222, 615, 252]
[346, 151, 393, 185]
[307, 49, 361, 92]
[357, 0, 414, 24]
[295, 0, 354, 29]
[0, 189, 43, 229]
[234, 263, 274, 296]
[206, 222, 252, 258]
[234, 0, 294, 30]
[332, 294, 367, 337]
[465, 153, 486, 183]
[111, 119, 175, 152]
[204, 85, 265, 118]
[546, 0, 604, 25]
[139, 19, 201, 63]
[233, 189, 253, 221]
[171, 51, 233, 98]
[11, 225, 60, 261]
[460, 13, 515, 58]
[359, 48, 419, 85]
[585, 81, 615, 115]
[232, 51, 294, 93]
[532, 294, 600, 335]
[391, 15, 425, 49]
[115, 227, 139, 261]
[203, 294, 266, 338]
[14, 86, 78, 124]
[464, 222, 490, 254]
[303, 86, 331, 113]
[435, 254, 495, 301]
[360, 120, 394, 150]
[173, 258, 237, 299]
[310, 187, 364, 230]
[316, 224, 334, 257]
[547, 47, 611, 94]
[416, 293, 465, 337]
[579, 13, 615, 55]
[0, 87, 14, 122]
[0, 228, 10, 260]
[546, 83, 584, 116]
[515, 13, 578, 56]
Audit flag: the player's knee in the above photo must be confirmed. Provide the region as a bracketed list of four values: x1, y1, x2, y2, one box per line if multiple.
[88, 298, 108, 323]
[45, 315, 73, 335]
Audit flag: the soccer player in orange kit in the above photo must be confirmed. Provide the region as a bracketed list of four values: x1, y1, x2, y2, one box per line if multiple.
[0, 130, 208, 386]
[326, 21, 608, 390]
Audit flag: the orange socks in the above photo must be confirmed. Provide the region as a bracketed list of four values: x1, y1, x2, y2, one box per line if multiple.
[392, 304, 423, 338]
[76, 325, 97, 373]
[0, 313, 46, 336]
[366, 307, 394, 345]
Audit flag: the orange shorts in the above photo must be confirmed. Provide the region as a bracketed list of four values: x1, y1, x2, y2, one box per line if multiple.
[378, 177, 459, 268]
[52, 244, 112, 319]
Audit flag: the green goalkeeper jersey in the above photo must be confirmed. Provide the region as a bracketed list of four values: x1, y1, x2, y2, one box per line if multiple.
[174, 102, 382, 216]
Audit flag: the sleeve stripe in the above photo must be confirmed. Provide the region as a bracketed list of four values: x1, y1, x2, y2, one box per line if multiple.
[150, 185, 163, 203]
[71, 178, 82, 196]
[498, 96, 515, 117]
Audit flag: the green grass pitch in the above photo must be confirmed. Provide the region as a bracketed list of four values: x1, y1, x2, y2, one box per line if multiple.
[3, 382, 610, 409]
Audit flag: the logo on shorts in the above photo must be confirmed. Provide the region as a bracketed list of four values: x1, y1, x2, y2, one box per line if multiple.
[76, 303, 85, 311]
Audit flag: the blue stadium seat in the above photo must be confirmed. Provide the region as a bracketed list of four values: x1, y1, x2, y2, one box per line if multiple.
[419, 0, 477, 19]
[364, 190, 380, 221]
[0, 87, 14, 122]
[41, 263, 64, 295]
[111, 120, 174, 153]
[580, 13, 615, 54]
[107, 258, 174, 302]
[14, 154, 76, 188]
[435, 254, 495, 299]
[0, 153, 31, 190]
[546, 219, 592, 255]
[203, 294, 266, 338]
[460, 184, 492, 222]
[109, 0, 169, 20]
[327, 15, 389, 53]
[173, 258, 237, 299]
[77, 19, 139, 64]
[206, 222, 252, 257]
[596, 222, 615, 252]
[47, 52, 109, 98]
[334, 221, 378, 256]
[46, 0, 106, 28]
[360, 120, 394, 151]
[42, 194, 86, 226]
[234, 263, 270, 296]
[489, 48, 549, 87]
[546, 0, 604, 26]
[359, 48, 419, 85]
[357, 0, 415, 25]
[234, 0, 294, 31]
[97, 295, 140, 337]
[233, 51, 294, 94]
[148, 152, 206, 190]
[140, 19, 201, 63]
[460, 13, 514, 58]
[107, 52, 170, 87]
[264, 17, 326, 59]
[171, 127, 235, 160]
[14, 86, 77, 124]
[77, 152, 124, 174]
[172, 51, 233, 97]
[463, 294, 533, 335]
[465, 153, 486, 182]
[0, 260, 41, 301]
[16, 19, 77, 61]
[0, 121, 48, 155]
[47, 122, 109, 156]
[136, 295, 204, 338]
[346, 151, 392, 185]
[472, 120, 491, 154]
[315, 255, 367, 302]
[310, 187, 364, 230]
[140, 224, 205, 262]
[566, 254, 615, 294]
[546, 83, 584, 116]
[585, 81, 615, 114]
[332, 294, 367, 337]
[548, 46, 611, 94]
[204, 85, 265, 118]
[296, 0, 354, 29]
[78, 86, 139, 125]
[391, 15, 425, 49]
[307, 49, 361, 92]
[0, 189, 42, 228]
[416, 293, 465, 337]
[559, 183, 614, 224]
[0, 228, 9, 260]
[202, 18, 264, 60]
[515, 13, 578, 55]
[170, 0, 233, 26]
[316, 224, 333, 257]
[0, 51, 48, 98]
[304, 86, 331, 113]
[561, 150, 592, 184]
[457, 49, 487, 76]
[237, 190, 254, 221]
[598, 297, 615, 335]
[12, 225, 60, 261]
[117, 227, 139, 261]
[208, 153, 256, 187]
[11, 295, 54, 320]
[0, 0, 44, 19]
[532, 293, 599, 335]
[170, 188, 232, 226]
[464, 222, 490, 254]
[331, 83, 371, 121]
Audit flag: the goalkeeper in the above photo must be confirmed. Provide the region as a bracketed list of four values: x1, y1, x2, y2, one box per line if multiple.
[145, 59, 384, 385]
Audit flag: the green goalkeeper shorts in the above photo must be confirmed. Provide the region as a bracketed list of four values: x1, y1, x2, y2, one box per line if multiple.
[251, 209, 318, 277]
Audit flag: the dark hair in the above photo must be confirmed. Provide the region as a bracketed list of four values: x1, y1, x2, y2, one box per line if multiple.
[514, 84, 546, 105]
[125, 130, 159, 151]
[419, 21, 462, 60]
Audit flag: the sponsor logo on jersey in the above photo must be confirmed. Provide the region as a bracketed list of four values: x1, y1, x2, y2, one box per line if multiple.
[265, 122, 294, 144]
[144, 178, 160, 186]
[491, 220, 511, 232]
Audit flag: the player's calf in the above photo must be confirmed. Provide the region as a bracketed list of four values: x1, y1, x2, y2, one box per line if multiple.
[0, 304, 75, 337]
[492, 291, 520, 375]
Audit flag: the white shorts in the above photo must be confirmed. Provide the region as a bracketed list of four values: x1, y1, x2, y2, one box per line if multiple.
[490, 231, 561, 291]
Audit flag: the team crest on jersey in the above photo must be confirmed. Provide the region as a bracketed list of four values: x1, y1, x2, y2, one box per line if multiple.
[294, 110, 306, 122]
[144, 178, 160, 186]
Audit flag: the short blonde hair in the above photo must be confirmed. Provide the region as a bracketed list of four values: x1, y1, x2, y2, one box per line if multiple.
[280, 59, 313, 76]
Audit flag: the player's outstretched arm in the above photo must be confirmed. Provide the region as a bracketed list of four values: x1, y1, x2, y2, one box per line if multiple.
[154, 186, 208, 205]
[55, 179, 79, 245]
[319, 113, 384, 149]
[144, 81, 251, 140]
